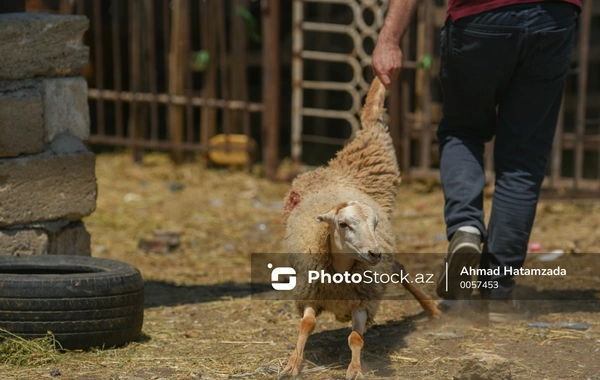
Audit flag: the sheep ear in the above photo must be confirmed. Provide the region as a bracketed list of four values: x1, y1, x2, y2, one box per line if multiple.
[317, 209, 336, 223]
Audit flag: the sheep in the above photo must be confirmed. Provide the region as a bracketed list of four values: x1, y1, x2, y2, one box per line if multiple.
[279, 77, 441, 380]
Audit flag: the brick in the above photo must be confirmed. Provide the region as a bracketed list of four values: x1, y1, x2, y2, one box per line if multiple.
[42, 77, 90, 142]
[0, 13, 89, 80]
[0, 149, 97, 227]
[0, 86, 44, 157]
[0, 229, 48, 256]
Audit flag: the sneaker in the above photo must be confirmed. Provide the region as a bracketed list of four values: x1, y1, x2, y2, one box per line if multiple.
[436, 229, 481, 300]
[487, 297, 531, 323]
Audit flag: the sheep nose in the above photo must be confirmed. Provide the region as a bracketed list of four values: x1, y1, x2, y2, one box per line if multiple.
[368, 250, 381, 261]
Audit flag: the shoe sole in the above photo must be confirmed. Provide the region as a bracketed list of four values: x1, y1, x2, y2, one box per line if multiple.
[436, 244, 480, 299]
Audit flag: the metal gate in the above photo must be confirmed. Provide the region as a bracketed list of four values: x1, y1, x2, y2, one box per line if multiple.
[291, 0, 389, 167]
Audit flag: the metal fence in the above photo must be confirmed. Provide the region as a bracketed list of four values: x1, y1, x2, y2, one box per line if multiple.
[291, 0, 600, 192]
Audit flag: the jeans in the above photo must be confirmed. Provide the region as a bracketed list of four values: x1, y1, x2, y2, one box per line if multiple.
[437, 2, 578, 298]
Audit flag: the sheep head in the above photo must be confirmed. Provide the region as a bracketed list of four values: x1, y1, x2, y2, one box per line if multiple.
[316, 201, 381, 265]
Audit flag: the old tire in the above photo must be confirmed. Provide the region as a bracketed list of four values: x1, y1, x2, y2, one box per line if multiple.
[0, 255, 144, 349]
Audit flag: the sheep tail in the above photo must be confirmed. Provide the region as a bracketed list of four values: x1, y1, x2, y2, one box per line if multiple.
[360, 76, 387, 126]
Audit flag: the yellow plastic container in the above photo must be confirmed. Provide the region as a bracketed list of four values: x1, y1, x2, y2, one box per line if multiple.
[208, 134, 256, 166]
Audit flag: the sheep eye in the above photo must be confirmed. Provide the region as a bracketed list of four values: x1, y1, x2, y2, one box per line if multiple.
[338, 222, 348, 228]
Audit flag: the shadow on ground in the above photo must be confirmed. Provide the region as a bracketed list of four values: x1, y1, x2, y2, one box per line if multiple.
[144, 281, 272, 307]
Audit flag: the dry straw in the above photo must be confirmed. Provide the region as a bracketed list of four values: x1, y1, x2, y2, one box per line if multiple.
[0, 329, 62, 366]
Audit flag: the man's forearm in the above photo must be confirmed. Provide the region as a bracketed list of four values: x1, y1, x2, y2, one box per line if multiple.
[378, 0, 420, 45]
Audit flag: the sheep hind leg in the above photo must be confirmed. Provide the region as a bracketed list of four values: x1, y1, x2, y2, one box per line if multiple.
[393, 261, 442, 319]
[279, 306, 316, 380]
[346, 309, 367, 380]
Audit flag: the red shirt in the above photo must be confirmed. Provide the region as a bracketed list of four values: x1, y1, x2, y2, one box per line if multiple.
[447, 0, 582, 21]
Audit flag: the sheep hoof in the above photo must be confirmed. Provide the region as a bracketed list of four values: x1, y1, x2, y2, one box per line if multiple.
[428, 306, 442, 320]
[345, 365, 364, 380]
[278, 355, 302, 379]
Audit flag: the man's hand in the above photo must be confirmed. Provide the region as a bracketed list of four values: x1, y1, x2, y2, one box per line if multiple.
[371, 0, 420, 89]
[372, 40, 403, 89]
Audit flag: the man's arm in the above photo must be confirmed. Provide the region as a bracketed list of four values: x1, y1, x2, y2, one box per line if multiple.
[372, 0, 420, 88]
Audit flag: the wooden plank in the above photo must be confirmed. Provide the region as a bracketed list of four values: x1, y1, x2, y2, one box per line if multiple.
[168, 0, 189, 163]
[551, 98, 566, 188]
[128, 0, 143, 162]
[200, 1, 217, 151]
[59, 0, 71, 14]
[419, 0, 434, 170]
[564, 92, 600, 110]
[400, 13, 412, 178]
[261, 0, 281, 180]
[388, 72, 402, 170]
[144, 0, 159, 143]
[216, 0, 231, 136]
[233, 0, 252, 171]
[574, 0, 592, 190]
[230, 0, 247, 134]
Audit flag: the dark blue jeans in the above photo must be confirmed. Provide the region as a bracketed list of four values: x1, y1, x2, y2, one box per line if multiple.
[437, 2, 578, 298]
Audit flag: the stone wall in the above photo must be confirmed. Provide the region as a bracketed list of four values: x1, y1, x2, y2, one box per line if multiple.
[0, 13, 95, 256]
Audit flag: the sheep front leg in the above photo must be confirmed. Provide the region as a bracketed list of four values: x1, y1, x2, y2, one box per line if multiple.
[279, 305, 316, 379]
[393, 261, 441, 319]
[346, 309, 367, 380]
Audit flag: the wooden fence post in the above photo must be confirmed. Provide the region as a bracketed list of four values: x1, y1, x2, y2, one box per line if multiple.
[261, 0, 280, 180]
[168, 0, 189, 164]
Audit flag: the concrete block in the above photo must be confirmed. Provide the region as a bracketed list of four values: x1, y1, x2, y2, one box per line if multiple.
[0, 229, 48, 256]
[0, 221, 91, 256]
[48, 221, 91, 256]
[0, 13, 89, 80]
[0, 86, 44, 157]
[42, 77, 90, 142]
[0, 150, 97, 227]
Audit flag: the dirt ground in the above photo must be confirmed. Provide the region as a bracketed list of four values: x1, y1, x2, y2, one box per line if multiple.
[2, 152, 599, 380]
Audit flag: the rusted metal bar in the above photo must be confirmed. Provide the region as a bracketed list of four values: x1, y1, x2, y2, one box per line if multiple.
[88, 135, 250, 152]
[87, 89, 263, 111]
[262, 0, 281, 180]
[302, 134, 347, 146]
[574, 0, 592, 190]
[92, 0, 105, 136]
[111, 0, 124, 138]
[301, 107, 360, 132]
